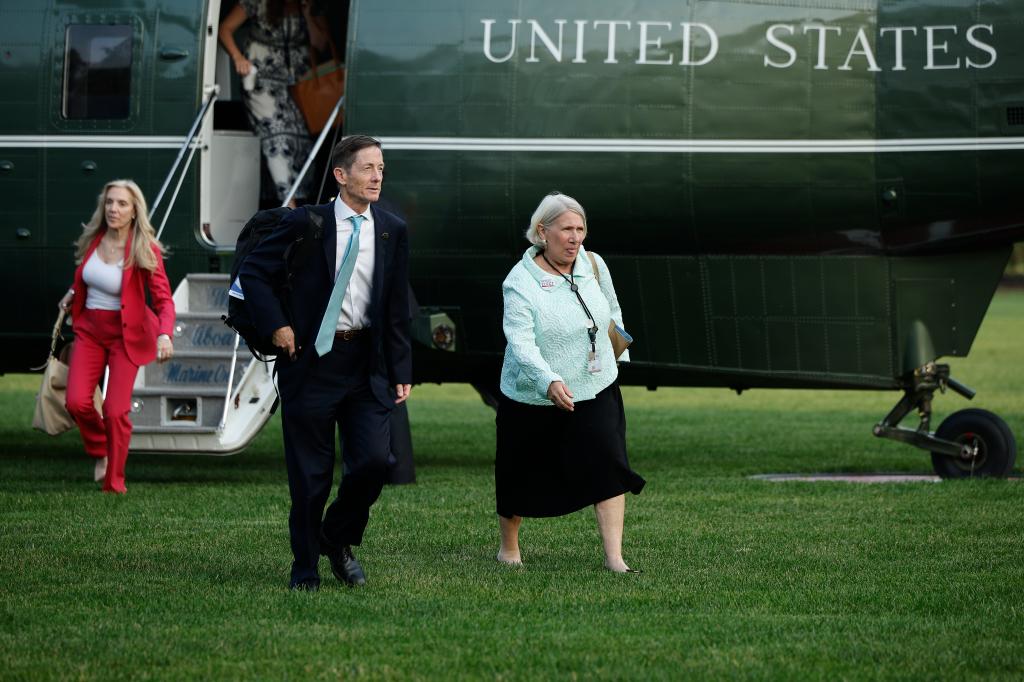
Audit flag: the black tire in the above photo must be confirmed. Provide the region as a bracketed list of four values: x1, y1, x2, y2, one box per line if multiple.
[930, 408, 1017, 479]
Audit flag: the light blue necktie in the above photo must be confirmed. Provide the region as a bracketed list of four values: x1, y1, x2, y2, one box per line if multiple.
[314, 215, 365, 356]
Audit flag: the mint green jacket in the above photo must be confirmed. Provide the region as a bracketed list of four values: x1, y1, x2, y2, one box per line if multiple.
[500, 245, 629, 406]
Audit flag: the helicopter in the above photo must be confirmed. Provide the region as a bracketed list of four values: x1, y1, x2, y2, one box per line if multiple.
[1, 0, 1020, 477]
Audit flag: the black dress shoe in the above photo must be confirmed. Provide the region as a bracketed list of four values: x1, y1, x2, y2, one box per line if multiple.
[327, 545, 366, 586]
[290, 578, 320, 592]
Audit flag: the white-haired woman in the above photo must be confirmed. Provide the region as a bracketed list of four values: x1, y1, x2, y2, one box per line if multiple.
[495, 191, 645, 572]
[57, 180, 175, 493]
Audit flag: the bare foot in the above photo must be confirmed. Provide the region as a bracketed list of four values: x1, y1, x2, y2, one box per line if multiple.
[496, 551, 523, 566]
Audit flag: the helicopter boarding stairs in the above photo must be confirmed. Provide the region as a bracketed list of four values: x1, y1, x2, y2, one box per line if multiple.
[127, 274, 277, 455]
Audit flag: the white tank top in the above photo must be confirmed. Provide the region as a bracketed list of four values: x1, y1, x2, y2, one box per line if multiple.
[83, 250, 123, 310]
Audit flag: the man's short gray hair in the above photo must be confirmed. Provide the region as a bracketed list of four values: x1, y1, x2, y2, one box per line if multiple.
[525, 192, 588, 246]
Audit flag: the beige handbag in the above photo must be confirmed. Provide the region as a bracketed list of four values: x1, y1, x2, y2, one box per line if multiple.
[586, 252, 633, 359]
[32, 310, 101, 435]
[32, 310, 74, 434]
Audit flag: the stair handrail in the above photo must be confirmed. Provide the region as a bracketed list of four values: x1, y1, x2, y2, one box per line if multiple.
[155, 139, 203, 242]
[219, 94, 346, 434]
[282, 94, 345, 207]
[151, 86, 218, 216]
[219, 331, 241, 431]
[154, 88, 219, 242]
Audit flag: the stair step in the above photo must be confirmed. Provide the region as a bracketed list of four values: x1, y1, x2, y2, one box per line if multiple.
[173, 313, 247, 352]
[178, 311, 226, 321]
[187, 274, 232, 282]
[140, 351, 245, 390]
[187, 274, 232, 314]
[162, 349, 237, 359]
[133, 385, 229, 397]
[132, 425, 219, 435]
[130, 392, 225, 429]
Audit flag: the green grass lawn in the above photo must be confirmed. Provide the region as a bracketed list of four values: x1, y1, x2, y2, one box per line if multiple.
[1, 291, 1023, 680]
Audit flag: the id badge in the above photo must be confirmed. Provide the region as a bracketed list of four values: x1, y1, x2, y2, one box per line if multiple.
[587, 350, 602, 374]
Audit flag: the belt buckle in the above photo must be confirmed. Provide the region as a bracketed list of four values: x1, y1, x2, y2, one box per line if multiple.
[337, 329, 359, 341]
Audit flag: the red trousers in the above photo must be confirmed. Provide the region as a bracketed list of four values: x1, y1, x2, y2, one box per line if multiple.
[66, 308, 140, 493]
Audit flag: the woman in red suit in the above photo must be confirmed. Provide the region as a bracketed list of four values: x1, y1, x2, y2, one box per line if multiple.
[57, 180, 176, 493]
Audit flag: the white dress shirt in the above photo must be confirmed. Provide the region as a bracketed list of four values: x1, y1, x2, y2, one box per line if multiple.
[333, 198, 375, 330]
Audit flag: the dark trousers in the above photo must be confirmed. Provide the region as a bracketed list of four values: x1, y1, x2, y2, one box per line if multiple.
[280, 335, 392, 585]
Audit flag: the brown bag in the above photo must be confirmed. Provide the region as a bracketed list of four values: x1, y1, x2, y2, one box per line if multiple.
[586, 252, 633, 359]
[289, 39, 345, 134]
[608, 320, 631, 360]
[32, 310, 102, 435]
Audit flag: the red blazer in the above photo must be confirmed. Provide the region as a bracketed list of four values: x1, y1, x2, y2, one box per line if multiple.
[71, 231, 176, 366]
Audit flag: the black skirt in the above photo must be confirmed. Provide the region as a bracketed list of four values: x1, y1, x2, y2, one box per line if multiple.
[495, 382, 646, 518]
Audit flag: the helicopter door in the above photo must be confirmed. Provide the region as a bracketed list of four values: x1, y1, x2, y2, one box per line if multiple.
[204, 45, 259, 251]
[197, 3, 259, 252]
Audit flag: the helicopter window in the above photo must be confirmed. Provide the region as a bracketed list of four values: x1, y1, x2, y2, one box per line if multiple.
[62, 24, 133, 120]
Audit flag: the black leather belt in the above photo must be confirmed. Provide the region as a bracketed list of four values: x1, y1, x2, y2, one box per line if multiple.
[334, 329, 364, 341]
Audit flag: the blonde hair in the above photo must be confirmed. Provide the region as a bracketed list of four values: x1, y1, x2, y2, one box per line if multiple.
[75, 179, 165, 271]
[525, 191, 588, 246]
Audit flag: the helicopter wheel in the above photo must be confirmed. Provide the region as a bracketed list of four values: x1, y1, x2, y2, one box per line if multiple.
[930, 409, 1017, 479]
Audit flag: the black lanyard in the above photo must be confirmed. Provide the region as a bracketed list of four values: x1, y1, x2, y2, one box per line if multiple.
[542, 253, 599, 355]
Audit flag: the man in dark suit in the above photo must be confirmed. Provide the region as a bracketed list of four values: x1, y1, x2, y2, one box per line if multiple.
[239, 135, 412, 591]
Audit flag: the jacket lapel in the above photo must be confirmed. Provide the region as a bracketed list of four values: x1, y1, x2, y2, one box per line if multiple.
[319, 202, 338, 281]
[370, 205, 388, 313]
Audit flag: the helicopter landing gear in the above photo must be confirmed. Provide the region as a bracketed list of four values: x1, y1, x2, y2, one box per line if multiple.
[872, 363, 1017, 478]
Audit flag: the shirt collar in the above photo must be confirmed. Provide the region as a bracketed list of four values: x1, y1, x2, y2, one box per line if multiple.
[521, 244, 592, 289]
[334, 197, 371, 227]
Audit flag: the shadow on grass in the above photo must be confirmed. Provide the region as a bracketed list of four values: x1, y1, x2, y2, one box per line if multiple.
[410, 452, 494, 470]
[0, 445, 287, 487]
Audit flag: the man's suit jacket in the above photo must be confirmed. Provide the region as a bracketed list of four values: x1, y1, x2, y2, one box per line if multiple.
[71, 231, 175, 367]
[238, 200, 412, 407]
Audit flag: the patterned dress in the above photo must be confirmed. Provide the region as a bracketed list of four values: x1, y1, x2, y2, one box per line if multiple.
[240, 0, 315, 202]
